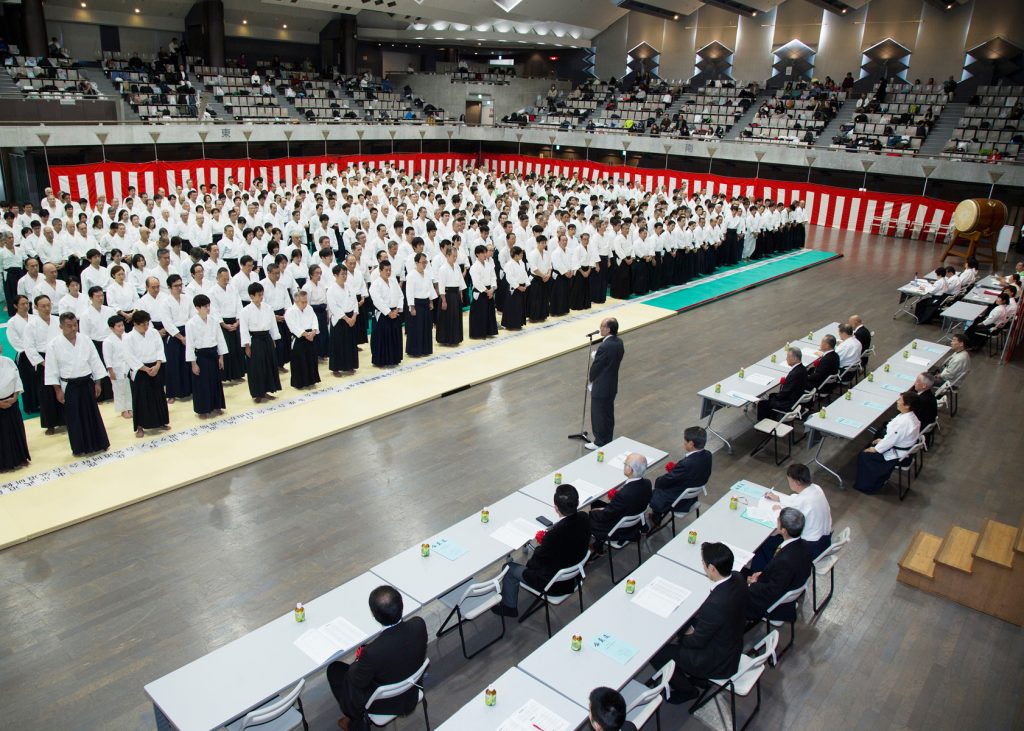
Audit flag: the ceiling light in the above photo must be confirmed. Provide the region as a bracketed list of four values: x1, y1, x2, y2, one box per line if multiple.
[752, 11, 757, 16]
[841, 7, 847, 13]
[134, 7, 140, 12]
[673, 14, 679, 20]
[242, 19, 247, 24]
[80, 2, 86, 6]
[282, 23, 288, 28]
[946, 2, 952, 7]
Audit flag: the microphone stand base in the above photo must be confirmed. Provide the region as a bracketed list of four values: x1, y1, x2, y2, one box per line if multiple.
[567, 432, 591, 441]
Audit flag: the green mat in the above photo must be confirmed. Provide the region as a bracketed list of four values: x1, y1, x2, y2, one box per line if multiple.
[644, 250, 841, 312]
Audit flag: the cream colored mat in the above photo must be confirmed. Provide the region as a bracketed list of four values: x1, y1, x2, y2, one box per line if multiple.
[0, 300, 671, 547]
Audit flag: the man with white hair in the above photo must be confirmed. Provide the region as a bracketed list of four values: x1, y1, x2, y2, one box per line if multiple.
[588, 452, 652, 555]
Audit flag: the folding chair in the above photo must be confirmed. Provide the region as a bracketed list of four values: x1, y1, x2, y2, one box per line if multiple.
[809, 527, 851, 615]
[621, 659, 675, 730]
[759, 586, 805, 659]
[436, 567, 508, 659]
[689, 631, 779, 731]
[364, 658, 430, 730]
[751, 390, 814, 465]
[518, 552, 590, 637]
[225, 680, 308, 731]
[668, 484, 707, 537]
[605, 511, 648, 584]
[893, 437, 927, 500]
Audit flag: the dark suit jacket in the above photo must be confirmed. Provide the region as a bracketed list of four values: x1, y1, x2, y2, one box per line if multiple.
[590, 477, 652, 540]
[676, 573, 748, 680]
[589, 334, 624, 400]
[524, 511, 591, 595]
[653, 449, 713, 502]
[770, 362, 808, 411]
[854, 324, 871, 352]
[747, 539, 812, 620]
[340, 617, 428, 718]
[807, 350, 840, 390]
[913, 388, 937, 428]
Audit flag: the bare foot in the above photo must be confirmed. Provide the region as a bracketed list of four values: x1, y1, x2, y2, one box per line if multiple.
[135, 428, 144, 438]
[167, 397, 176, 404]
[45, 428, 55, 435]
[121, 411, 133, 419]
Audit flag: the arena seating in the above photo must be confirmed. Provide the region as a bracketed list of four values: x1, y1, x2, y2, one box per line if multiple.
[942, 84, 1024, 161]
[832, 82, 946, 154]
[741, 83, 844, 145]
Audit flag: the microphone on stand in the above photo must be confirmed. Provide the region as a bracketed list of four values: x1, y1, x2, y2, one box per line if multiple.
[585, 330, 600, 337]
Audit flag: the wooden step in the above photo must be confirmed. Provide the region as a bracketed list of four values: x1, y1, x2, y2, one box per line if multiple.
[934, 527, 979, 574]
[1016, 515, 1024, 555]
[973, 520, 1017, 569]
[898, 531, 943, 579]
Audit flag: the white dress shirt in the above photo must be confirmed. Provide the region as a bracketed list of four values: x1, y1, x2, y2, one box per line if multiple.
[775, 484, 833, 543]
[835, 336, 863, 369]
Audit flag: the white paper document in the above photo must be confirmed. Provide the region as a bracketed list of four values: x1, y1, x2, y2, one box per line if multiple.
[727, 390, 761, 403]
[607, 451, 629, 470]
[496, 699, 570, 731]
[491, 518, 542, 549]
[572, 478, 608, 504]
[294, 615, 365, 665]
[631, 576, 692, 618]
[723, 542, 756, 570]
[905, 355, 929, 366]
[745, 373, 774, 387]
[744, 499, 780, 525]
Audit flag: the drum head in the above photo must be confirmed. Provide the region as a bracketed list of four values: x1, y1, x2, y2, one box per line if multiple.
[953, 199, 979, 232]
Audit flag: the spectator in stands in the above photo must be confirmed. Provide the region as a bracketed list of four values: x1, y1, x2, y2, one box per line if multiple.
[943, 75, 957, 99]
[47, 38, 60, 57]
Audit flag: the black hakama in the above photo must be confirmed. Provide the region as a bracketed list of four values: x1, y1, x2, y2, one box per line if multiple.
[753, 233, 768, 260]
[526, 277, 551, 322]
[649, 254, 663, 291]
[671, 251, 686, 285]
[16, 352, 39, 414]
[405, 299, 434, 356]
[549, 275, 571, 317]
[192, 346, 226, 414]
[591, 257, 609, 303]
[0, 395, 30, 469]
[220, 318, 247, 381]
[436, 287, 464, 345]
[330, 315, 360, 371]
[502, 287, 527, 330]
[311, 304, 330, 359]
[609, 260, 631, 300]
[796, 224, 807, 248]
[570, 270, 592, 310]
[164, 332, 192, 399]
[724, 230, 739, 265]
[469, 290, 499, 339]
[63, 376, 109, 455]
[91, 340, 114, 401]
[131, 364, 169, 430]
[4, 266, 24, 315]
[371, 311, 403, 366]
[36, 361, 65, 430]
[247, 331, 281, 398]
[493, 252, 507, 312]
[274, 309, 292, 365]
[225, 258, 240, 276]
[631, 260, 649, 296]
[854, 451, 904, 494]
[289, 336, 320, 388]
[356, 298, 371, 345]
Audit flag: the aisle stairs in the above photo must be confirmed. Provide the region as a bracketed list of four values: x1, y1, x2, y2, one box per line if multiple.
[897, 515, 1024, 626]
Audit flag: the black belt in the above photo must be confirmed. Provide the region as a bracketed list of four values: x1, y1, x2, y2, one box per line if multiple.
[196, 346, 219, 356]
[222, 316, 237, 324]
[64, 376, 93, 386]
[250, 331, 273, 340]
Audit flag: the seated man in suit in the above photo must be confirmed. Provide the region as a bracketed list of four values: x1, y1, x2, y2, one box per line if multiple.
[589, 453, 652, 554]
[648, 542, 748, 703]
[649, 426, 712, 529]
[849, 313, 871, 368]
[493, 484, 592, 617]
[744, 507, 813, 622]
[588, 687, 637, 731]
[807, 334, 840, 393]
[756, 347, 808, 421]
[912, 372, 938, 443]
[327, 585, 428, 731]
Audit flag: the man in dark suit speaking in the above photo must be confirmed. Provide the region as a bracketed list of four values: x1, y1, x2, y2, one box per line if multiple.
[587, 317, 624, 450]
[327, 585, 428, 731]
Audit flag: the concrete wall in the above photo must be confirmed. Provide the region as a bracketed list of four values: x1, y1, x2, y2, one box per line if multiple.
[386, 74, 571, 121]
[590, 0, 1024, 87]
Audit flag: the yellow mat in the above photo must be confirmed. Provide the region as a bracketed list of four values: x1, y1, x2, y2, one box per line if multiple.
[0, 299, 672, 547]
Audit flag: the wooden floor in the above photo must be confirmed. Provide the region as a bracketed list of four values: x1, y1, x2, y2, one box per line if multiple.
[1, 229, 1022, 731]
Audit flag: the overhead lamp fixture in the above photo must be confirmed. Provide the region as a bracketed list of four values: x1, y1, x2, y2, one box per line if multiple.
[134, 7, 141, 12]
[242, 19, 248, 24]
[841, 7, 847, 13]
[80, 2, 86, 7]
[282, 23, 288, 28]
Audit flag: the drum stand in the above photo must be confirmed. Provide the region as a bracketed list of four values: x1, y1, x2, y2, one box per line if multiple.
[940, 230, 998, 268]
